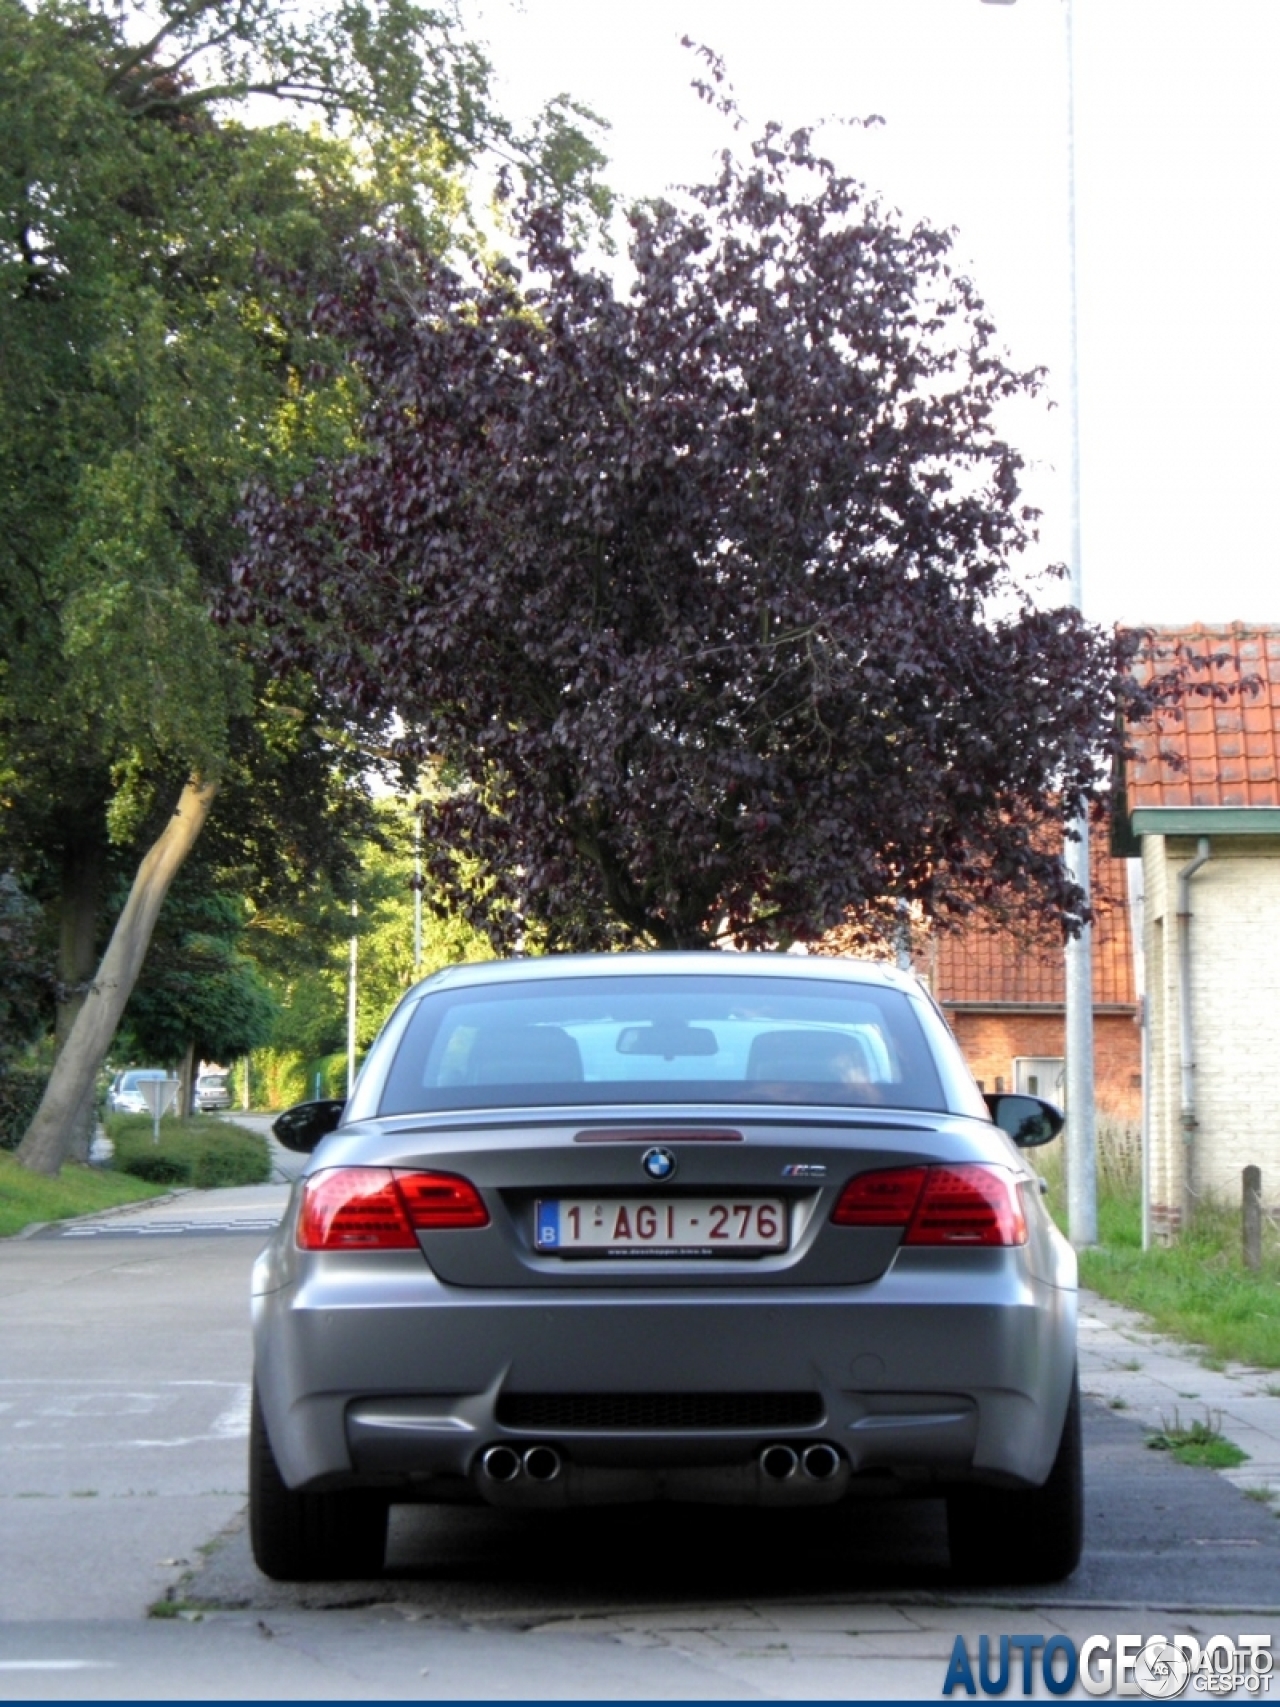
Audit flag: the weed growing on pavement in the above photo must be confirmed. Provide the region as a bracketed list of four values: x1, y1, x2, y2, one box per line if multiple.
[1242, 1486, 1277, 1504]
[147, 1598, 205, 1621]
[1146, 1409, 1249, 1469]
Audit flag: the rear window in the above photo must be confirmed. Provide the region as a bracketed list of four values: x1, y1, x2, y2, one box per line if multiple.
[378, 974, 945, 1114]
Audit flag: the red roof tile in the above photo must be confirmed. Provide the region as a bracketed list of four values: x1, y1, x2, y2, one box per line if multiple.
[1127, 624, 1280, 809]
[930, 836, 1135, 1010]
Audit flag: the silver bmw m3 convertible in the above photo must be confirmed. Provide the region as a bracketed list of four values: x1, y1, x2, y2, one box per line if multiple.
[252, 952, 1081, 1583]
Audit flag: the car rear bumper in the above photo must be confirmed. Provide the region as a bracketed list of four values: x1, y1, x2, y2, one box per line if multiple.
[253, 1246, 1076, 1501]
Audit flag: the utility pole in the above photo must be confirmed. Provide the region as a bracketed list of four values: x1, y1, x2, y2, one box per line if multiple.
[982, 0, 1096, 1245]
[347, 898, 358, 1095]
[414, 812, 423, 976]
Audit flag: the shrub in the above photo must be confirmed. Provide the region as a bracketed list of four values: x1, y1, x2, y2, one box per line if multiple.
[0, 1069, 46, 1152]
[310, 1050, 351, 1101]
[245, 1048, 309, 1111]
[105, 1113, 271, 1188]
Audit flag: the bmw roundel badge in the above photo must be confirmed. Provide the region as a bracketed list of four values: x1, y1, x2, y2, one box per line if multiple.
[641, 1145, 676, 1182]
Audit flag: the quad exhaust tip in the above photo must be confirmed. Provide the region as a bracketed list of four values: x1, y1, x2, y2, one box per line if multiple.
[760, 1442, 843, 1481]
[522, 1445, 562, 1483]
[480, 1444, 522, 1483]
[801, 1443, 841, 1481]
[759, 1443, 800, 1480]
[480, 1443, 563, 1484]
[484, 1440, 837, 1488]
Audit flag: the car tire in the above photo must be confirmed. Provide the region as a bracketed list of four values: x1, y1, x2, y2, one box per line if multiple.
[946, 1368, 1083, 1585]
[249, 1385, 388, 1581]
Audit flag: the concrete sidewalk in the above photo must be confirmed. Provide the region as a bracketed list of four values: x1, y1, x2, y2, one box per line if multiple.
[1077, 1290, 1280, 1504]
[18, 1181, 291, 1240]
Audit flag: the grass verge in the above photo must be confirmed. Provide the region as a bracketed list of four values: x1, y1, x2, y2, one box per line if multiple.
[1077, 1188, 1280, 1370]
[1041, 1152, 1280, 1369]
[0, 1150, 168, 1239]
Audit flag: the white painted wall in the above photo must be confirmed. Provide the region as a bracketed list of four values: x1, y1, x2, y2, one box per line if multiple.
[1143, 835, 1280, 1235]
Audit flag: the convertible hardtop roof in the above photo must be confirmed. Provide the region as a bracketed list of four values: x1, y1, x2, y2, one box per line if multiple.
[407, 952, 918, 1000]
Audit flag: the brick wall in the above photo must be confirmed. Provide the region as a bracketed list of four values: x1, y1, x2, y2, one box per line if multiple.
[945, 1008, 1141, 1123]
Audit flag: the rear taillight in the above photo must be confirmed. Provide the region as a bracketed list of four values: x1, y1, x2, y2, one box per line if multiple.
[831, 1166, 927, 1225]
[394, 1170, 490, 1229]
[297, 1168, 490, 1250]
[832, 1164, 1027, 1246]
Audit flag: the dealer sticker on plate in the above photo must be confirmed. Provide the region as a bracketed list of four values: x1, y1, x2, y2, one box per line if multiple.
[535, 1198, 787, 1255]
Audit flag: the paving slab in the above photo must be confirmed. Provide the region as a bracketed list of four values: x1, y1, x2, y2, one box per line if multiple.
[1078, 1290, 1280, 1507]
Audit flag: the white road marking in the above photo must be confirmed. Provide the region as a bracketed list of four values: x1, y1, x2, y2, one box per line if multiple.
[211, 1384, 251, 1438]
[0, 1380, 251, 1448]
[37, 1392, 178, 1418]
[0, 1661, 117, 1671]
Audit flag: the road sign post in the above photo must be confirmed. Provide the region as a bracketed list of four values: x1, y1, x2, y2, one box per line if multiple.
[138, 1076, 180, 1143]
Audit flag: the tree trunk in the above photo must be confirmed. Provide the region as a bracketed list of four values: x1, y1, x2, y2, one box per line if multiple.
[16, 775, 219, 1175]
[65, 1071, 100, 1166]
[56, 834, 106, 1043]
[178, 1039, 196, 1120]
[55, 835, 108, 1162]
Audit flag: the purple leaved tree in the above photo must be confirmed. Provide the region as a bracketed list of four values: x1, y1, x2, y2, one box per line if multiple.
[228, 123, 1151, 952]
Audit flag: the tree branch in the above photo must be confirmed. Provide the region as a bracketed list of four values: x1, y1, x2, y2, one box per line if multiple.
[103, 1, 223, 96]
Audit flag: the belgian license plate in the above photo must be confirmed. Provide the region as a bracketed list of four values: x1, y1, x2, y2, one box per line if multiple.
[535, 1198, 787, 1254]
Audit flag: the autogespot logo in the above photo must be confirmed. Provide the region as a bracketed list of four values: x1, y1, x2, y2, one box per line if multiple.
[941, 1632, 1274, 1697]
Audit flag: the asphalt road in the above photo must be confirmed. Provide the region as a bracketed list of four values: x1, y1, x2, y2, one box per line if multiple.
[189, 1388, 1280, 1616]
[2, 1189, 1278, 1698]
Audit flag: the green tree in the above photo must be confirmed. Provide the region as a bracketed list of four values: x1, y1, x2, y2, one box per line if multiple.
[1, 0, 608, 1172]
[348, 799, 493, 1045]
[116, 890, 278, 1105]
[254, 795, 491, 1093]
[0, 871, 46, 1065]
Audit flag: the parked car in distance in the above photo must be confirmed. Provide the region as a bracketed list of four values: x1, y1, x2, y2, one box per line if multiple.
[195, 1071, 231, 1112]
[106, 1068, 171, 1116]
[252, 953, 1078, 1587]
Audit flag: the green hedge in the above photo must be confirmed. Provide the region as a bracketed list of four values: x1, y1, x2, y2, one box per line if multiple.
[245, 1047, 353, 1110]
[0, 1069, 46, 1152]
[105, 1113, 271, 1188]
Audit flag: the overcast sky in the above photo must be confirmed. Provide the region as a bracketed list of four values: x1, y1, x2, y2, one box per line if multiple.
[470, 0, 1280, 632]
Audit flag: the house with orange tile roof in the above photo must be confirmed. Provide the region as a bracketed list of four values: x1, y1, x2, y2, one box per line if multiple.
[1118, 622, 1280, 1240]
[921, 832, 1141, 1127]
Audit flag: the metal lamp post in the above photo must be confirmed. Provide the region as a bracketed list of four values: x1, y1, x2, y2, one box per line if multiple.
[347, 897, 358, 1096]
[981, 0, 1097, 1246]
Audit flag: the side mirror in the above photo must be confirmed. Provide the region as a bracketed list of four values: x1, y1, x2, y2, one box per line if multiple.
[984, 1092, 1064, 1148]
[272, 1099, 346, 1153]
